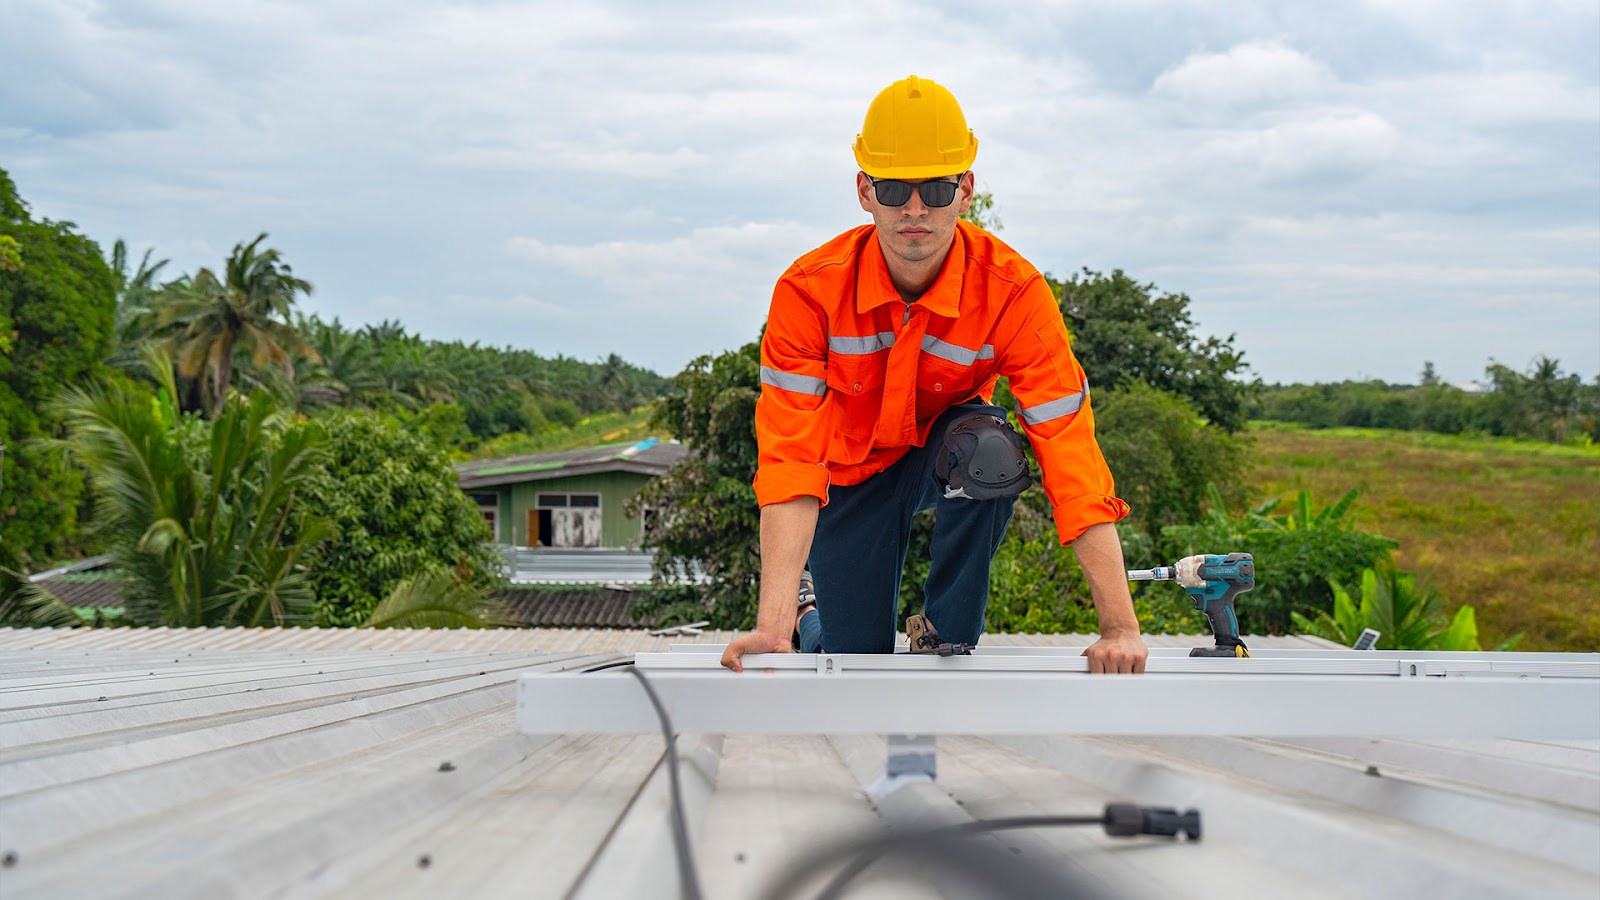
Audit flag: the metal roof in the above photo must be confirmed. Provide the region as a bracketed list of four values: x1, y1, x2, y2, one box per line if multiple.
[501, 546, 672, 585]
[456, 438, 689, 490]
[1, 626, 1595, 899]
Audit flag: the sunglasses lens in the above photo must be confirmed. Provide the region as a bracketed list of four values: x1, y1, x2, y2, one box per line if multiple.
[919, 180, 958, 208]
[873, 180, 913, 206]
[871, 178, 960, 208]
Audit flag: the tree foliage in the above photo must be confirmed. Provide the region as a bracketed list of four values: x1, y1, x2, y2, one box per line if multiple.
[630, 341, 763, 627]
[1093, 382, 1251, 539]
[1254, 356, 1598, 444]
[0, 167, 117, 568]
[362, 566, 511, 629]
[48, 356, 329, 627]
[1049, 268, 1252, 431]
[155, 233, 318, 417]
[295, 411, 504, 627]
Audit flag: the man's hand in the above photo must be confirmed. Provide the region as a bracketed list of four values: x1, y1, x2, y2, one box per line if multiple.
[1083, 629, 1148, 674]
[721, 629, 791, 672]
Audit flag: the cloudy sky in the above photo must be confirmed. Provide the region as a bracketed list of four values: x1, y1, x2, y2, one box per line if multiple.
[4, 0, 1596, 385]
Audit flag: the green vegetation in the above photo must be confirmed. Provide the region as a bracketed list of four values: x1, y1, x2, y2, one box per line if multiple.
[1050, 268, 1252, 431]
[296, 412, 503, 627]
[48, 357, 329, 627]
[1, 169, 117, 570]
[0, 168, 664, 628]
[1291, 565, 1494, 652]
[1251, 426, 1599, 651]
[1255, 358, 1597, 444]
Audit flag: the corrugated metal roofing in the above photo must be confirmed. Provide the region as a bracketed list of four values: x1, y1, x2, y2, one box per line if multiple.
[501, 546, 668, 585]
[496, 588, 655, 628]
[2, 627, 1595, 899]
[456, 439, 688, 490]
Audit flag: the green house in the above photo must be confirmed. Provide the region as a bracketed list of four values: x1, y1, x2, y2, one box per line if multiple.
[455, 438, 688, 549]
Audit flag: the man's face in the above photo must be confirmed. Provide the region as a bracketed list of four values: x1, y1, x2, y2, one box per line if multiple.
[856, 171, 974, 266]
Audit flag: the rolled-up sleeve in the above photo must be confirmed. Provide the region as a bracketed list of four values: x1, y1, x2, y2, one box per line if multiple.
[753, 267, 834, 507]
[996, 275, 1130, 543]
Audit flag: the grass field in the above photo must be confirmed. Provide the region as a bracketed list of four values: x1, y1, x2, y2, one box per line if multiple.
[1249, 424, 1600, 652]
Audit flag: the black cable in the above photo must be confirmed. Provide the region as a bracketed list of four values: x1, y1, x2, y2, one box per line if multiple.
[629, 666, 705, 900]
[581, 658, 637, 673]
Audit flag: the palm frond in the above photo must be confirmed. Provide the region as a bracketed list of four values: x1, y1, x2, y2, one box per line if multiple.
[363, 568, 512, 630]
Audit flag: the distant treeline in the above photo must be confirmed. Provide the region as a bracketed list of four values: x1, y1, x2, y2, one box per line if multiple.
[1252, 358, 1598, 444]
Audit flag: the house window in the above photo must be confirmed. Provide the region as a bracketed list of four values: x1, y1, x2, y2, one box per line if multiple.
[472, 494, 498, 541]
[531, 493, 602, 548]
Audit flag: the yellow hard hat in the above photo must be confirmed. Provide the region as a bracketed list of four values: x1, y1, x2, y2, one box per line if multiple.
[853, 75, 978, 179]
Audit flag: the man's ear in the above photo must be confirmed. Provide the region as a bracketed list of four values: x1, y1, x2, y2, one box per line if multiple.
[856, 171, 875, 213]
[957, 171, 975, 216]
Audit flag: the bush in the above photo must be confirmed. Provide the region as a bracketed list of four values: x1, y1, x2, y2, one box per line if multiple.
[1164, 487, 1398, 634]
[1095, 383, 1251, 539]
[296, 411, 502, 626]
[1291, 565, 1517, 651]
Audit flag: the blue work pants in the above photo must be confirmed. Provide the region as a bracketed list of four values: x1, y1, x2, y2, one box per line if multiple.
[796, 402, 1017, 654]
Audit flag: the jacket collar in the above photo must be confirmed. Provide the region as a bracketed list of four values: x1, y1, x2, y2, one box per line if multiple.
[856, 224, 967, 318]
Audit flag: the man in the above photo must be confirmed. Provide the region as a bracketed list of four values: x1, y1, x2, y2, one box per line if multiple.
[720, 75, 1148, 675]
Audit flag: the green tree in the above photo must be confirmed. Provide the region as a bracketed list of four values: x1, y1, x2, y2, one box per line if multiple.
[630, 341, 763, 627]
[0, 167, 117, 568]
[960, 189, 1002, 232]
[49, 355, 330, 626]
[1050, 268, 1252, 431]
[295, 411, 503, 626]
[1094, 382, 1251, 539]
[107, 238, 171, 359]
[156, 233, 317, 416]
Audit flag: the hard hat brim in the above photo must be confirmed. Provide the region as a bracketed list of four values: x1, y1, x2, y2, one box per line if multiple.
[854, 142, 978, 181]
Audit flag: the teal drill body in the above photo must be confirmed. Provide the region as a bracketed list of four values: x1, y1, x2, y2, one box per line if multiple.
[1185, 553, 1254, 658]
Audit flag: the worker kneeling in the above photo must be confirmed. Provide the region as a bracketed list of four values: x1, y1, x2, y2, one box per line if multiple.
[720, 75, 1149, 675]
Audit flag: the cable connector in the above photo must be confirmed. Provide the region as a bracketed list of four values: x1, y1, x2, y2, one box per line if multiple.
[1102, 803, 1202, 841]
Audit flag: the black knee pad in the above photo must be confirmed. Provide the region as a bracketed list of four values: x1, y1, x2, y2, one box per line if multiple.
[934, 412, 1032, 500]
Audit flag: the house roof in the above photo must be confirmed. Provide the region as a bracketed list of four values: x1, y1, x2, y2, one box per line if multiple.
[455, 437, 689, 490]
[2, 626, 1594, 899]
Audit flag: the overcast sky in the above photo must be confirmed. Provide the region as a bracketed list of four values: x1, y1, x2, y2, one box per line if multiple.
[4, 0, 1596, 385]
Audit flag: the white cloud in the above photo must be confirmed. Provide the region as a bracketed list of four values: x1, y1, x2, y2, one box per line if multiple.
[1153, 41, 1336, 105]
[505, 221, 831, 315]
[2, 0, 1595, 384]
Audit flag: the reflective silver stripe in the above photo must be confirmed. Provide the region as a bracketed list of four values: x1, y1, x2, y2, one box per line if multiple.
[760, 366, 826, 396]
[920, 336, 995, 367]
[828, 332, 895, 355]
[1020, 387, 1088, 425]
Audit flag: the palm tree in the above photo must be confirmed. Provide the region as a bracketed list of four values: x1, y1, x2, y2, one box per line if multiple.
[48, 350, 330, 627]
[157, 233, 318, 416]
[108, 238, 170, 351]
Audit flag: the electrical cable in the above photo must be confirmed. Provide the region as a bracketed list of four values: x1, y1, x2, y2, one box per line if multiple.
[626, 664, 1199, 900]
[581, 658, 638, 673]
[628, 666, 705, 900]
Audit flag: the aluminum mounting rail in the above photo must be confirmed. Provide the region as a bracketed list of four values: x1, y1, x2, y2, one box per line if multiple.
[516, 650, 1600, 739]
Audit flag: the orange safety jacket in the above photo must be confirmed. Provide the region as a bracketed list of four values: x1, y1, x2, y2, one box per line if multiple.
[754, 220, 1130, 544]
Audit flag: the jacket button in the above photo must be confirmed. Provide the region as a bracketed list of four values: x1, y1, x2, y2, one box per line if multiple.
[853, 383, 862, 393]
[933, 383, 943, 392]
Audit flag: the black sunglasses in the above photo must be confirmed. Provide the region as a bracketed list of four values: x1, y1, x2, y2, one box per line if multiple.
[868, 175, 963, 208]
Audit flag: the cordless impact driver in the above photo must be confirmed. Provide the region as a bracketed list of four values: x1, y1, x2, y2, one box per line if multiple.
[1127, 552, 1255, 658]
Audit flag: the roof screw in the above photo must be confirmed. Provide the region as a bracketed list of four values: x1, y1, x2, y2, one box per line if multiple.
[1365, 765, 1381, 777]
[2, 850, 17, 867]
[735, 852, 747, 864]
[416, 854, 431, 869]
[97, 696, 108, 702]
[438, 761, 456, 772]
